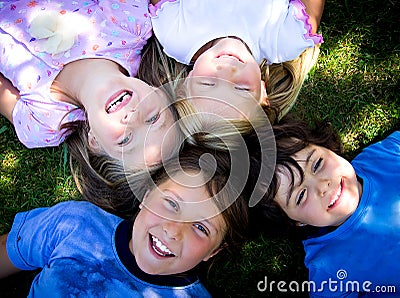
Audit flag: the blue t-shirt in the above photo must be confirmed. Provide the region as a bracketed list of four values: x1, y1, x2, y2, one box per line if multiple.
[7, 201, 211, 297]
[303, 131, 400, 297]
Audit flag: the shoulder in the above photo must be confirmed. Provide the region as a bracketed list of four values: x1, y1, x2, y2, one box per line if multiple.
[17, 201, 120, 229]
[353, 131, 400, 165]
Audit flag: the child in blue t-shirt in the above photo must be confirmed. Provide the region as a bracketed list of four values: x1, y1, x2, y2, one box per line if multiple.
[0, 147, 249, 297]
[255, 116, 400, 297]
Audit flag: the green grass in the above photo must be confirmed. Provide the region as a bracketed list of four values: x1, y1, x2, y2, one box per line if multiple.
[0, 0, 399, 296]
[202, 1, 399, 296]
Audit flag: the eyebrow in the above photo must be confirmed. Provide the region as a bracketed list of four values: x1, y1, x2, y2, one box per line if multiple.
[165, 189, 219, 233]
[164, 189, 184, 202]
[284, 149, 316, 206]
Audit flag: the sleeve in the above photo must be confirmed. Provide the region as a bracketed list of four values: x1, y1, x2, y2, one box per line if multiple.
[354, 131, 400, 164]
[12, 94, 85, 149]
[6, 202, 85, 270]
[148, 0, 178, 16]
[385, 131, 400, 150]
[265, 0, 323, 63]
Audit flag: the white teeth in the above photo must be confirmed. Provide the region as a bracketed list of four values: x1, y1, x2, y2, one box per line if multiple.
[328, 181, 342, 208]
[151, 235, 173, 255]
[106, 91, 130, 113]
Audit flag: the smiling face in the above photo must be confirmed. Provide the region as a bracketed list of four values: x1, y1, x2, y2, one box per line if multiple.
[130, 172, 226, 275]
[274, 144, 362, 227]
[82, 73, 179, 169]
[187, 37, 268, 119]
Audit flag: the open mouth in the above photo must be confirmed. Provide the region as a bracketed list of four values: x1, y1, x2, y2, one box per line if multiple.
[150, 234, 175, 257]
[216, 52, 244, 63]
[105, 91, 132, 113]
[328, 178, 343, 210]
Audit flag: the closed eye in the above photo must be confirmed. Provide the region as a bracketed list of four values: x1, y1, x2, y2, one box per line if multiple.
[235, 86, 250, 91]
[199, 82, 215, 87]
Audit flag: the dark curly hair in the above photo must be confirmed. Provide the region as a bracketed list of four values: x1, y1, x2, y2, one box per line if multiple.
[251, 114, 343, 237]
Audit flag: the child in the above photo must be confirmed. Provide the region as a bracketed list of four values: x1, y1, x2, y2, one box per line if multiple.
[0, 146, 250, 297]
[256, 117, 400, 297]
[0, 0, 181, 170]
[149, 0, 324, 121]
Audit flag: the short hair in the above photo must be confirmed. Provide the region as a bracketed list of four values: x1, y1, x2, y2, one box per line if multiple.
[252, 115, 343, 236]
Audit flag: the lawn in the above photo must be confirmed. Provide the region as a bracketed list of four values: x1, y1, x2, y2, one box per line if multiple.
[1, 0, 399, 297]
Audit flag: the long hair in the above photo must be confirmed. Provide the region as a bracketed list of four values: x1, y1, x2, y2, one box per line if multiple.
[172, 85, 272, 153]
[261, 45, 321, 121]
[61, 36, 187, 218]
[133, 145, 251, 252]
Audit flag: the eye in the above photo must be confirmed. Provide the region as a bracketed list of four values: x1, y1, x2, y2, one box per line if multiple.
[235, 86, 250, 91]
[164, 197, 179, 212]
[200, 82, 215, 87]
[146, 113, 160, 124]
[296, 189, 306, 206]
[313, 158, 323, 173]
[193, 223, 209, 235]
[118, 133, 131, 146]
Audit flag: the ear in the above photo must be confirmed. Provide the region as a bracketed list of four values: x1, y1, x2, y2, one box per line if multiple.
[202, 242, 228, 262]
[259, 81, 269, 106]
[87, 130, 101, 151]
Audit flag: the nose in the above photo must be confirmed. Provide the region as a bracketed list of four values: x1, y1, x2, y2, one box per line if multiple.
[215, 64, 238, 80]
[121, 109, 136, 125]
[316, 178, 331, 197]
[163, 221, 184, 241]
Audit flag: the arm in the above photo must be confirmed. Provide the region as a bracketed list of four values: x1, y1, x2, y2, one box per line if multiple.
[0, 234, 21, 279]
[0, 73, 19, 123]
[301, 0, 326, 34]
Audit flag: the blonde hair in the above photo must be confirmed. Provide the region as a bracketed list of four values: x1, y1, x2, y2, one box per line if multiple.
[261, 45, 321, 121]
[172, 82, 272, 151]
[167, 47, 321, 151]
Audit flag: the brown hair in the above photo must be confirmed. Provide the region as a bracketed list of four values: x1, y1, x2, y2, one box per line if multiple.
[134, 145, 251, 251]
[253, 114, 343, 235]
[60, 36, 187, 218]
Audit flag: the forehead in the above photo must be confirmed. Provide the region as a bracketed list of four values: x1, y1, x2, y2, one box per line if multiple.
[138, 87, 172, 110]
[149, 172, 226, 223]
[192, 97, 262, 122]
[275, 165, 300, 203]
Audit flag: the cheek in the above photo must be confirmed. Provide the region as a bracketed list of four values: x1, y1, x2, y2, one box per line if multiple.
[143, 148, 162, 166]
[192, 59, 214, 77]
[141, 138, 165, 166]
[134, 209, 159, 232]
